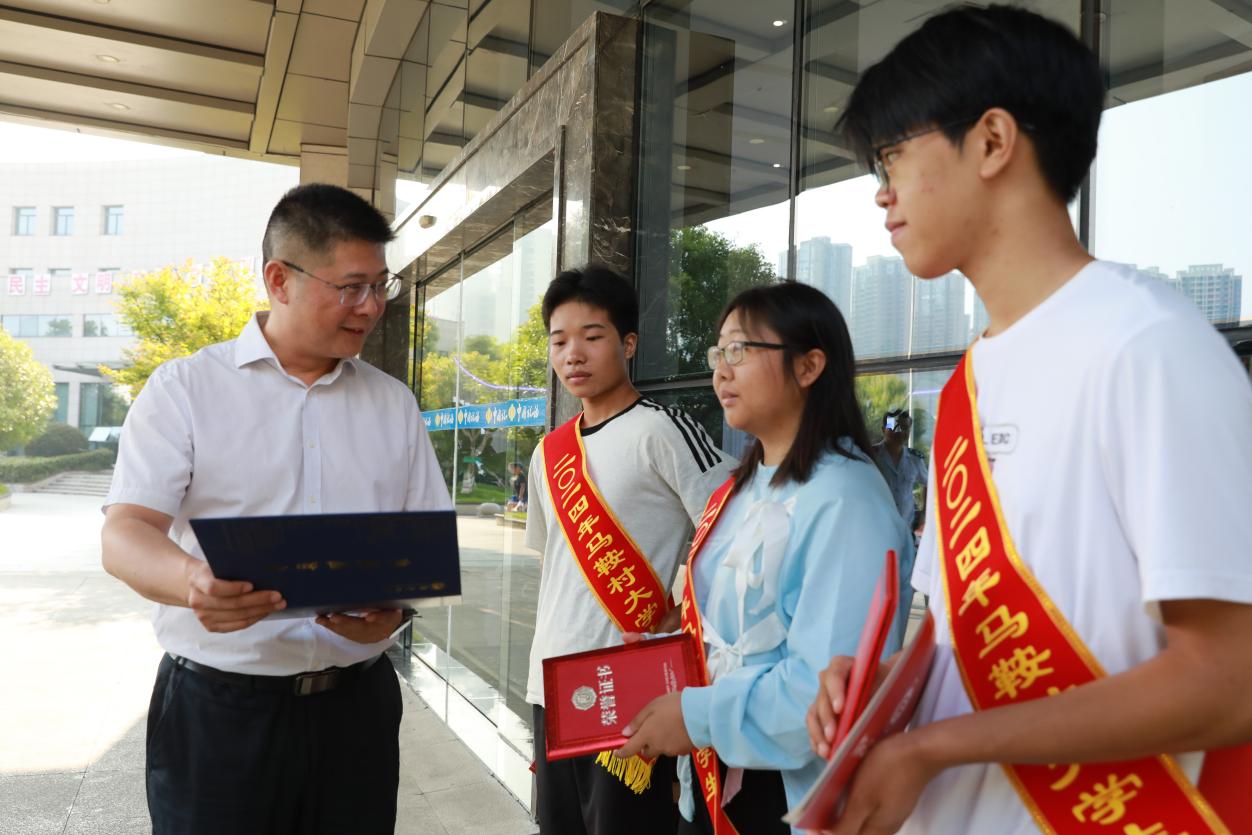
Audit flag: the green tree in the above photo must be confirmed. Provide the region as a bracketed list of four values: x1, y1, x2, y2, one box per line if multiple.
[856, 373, 909, 443]
[666, 226, 778, 375]
[0, 329, 57, 452]
[103, 258, 267, 398]
[507, 301, 549, 392]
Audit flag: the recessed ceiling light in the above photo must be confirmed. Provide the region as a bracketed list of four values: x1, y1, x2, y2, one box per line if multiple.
[107, 102, 130, 110]
[96, 54, 120, 64]
[823, 105, 840, 114]
[93, 0, 111, 4]
[772, 163, 782, 168]
[749, 138, 765, 145]
[676, 164, 692, 171]
[772, 19, 787, 27]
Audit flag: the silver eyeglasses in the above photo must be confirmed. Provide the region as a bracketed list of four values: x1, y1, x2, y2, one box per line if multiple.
[870, 116, 1033, 187]
[706, 340, 787, 371]
[281, 260, 404, 306]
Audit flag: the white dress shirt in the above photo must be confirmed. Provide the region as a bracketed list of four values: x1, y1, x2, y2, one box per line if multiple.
[105, 313, 451, 675]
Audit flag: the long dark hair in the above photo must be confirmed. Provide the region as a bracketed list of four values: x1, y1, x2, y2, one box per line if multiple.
[719, 282, 872, 495]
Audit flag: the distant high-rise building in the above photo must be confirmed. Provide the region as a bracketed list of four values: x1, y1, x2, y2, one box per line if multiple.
[912, 272, 969, 353]
[792, 236, 853, 314]
[850, 255, 911, 359]
[970, 295, 990, 341]
[1174, 263, 1242, 324]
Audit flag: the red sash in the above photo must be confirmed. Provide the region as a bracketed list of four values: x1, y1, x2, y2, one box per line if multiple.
[541, 414, 671, 633]
[681, 476, 740, 835]
[934, 353, 1238, 834]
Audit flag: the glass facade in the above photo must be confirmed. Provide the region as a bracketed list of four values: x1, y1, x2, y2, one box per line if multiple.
[1, 314, 73, 338]
[396, 0, 1252, 797]
[630, 0, 1248, 457]
[83, 313, 133, 337]
[409, 199, 555, 755]
[389, 0, 627, 209]
[53, 383, 69, 425]
[77, 382, 127, 437]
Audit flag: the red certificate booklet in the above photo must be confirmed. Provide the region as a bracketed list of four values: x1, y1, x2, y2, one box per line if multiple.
[785, 610, 937, 830]
[542, 633, 703, 761]
[832, 550, 899, 749]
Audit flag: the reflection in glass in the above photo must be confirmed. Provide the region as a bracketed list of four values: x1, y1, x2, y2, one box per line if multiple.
[78, 382, 128, 437]
[411, 207, 554, 735]
[856, 366, 954, 537]
[794, 1, 1078, 360]
[388, 2, 620, 216]
[635, 0, 793, 381]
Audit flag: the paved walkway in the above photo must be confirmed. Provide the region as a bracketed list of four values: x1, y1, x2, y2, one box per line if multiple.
[0, 491, 535, 835]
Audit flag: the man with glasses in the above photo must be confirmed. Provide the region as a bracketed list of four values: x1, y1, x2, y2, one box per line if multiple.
[806, 6, 1252, 835]
[102, 183, 449, 834]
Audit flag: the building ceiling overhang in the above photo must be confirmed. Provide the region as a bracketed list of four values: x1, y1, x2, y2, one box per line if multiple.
[0, 0, 424, 170]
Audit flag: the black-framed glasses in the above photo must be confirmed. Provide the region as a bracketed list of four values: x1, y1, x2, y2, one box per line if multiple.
[281, 260, 404, 306]
[707, 340, 787, 371]
[871, 117, 1037, 187]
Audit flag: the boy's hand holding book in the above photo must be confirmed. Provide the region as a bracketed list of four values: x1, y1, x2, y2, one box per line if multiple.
[807, 654, 895, 759]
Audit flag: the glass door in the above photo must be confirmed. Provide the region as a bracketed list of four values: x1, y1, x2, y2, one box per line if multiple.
[410, 199, 556, 762]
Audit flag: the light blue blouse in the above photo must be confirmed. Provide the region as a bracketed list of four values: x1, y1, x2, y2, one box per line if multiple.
[678, 440, 912, 826]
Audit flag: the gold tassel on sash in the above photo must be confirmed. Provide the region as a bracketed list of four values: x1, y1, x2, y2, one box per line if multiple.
[594, 751, 654, 794]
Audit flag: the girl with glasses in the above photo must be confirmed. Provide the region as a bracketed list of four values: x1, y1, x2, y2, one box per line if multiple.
[615, 281, 912, 833]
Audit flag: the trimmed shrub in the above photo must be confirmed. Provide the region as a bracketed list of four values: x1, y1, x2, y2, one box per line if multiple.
[0, 449, 113, 483]
[26, 423, 89, 457]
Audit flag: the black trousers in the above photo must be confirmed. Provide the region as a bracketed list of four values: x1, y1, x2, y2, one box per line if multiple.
[533, 705, 679, 835]
[146, 652, 402, 835]
[676, 757, 790, 835]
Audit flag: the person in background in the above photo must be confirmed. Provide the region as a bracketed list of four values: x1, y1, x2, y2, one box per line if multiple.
[870, 407, 927, 625]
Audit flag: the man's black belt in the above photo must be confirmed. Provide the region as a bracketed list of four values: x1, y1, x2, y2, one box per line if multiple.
[168, 653, 383, 696]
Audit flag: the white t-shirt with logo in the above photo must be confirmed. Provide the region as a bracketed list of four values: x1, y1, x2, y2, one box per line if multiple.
[525, 398, 736, 706]
[904, 261, 1252, 835]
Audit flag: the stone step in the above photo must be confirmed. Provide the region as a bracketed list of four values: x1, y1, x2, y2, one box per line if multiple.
[38, 486, 111, 497]
[29, 471, 115, 496]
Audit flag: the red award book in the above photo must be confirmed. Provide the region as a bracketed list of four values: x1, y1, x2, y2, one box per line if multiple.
[784, 555, 937, 831]
[832, 550, 899, 750]
[542, 633, 703, 761]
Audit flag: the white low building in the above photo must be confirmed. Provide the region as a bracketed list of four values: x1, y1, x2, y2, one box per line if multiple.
[1, 156, 297, 435]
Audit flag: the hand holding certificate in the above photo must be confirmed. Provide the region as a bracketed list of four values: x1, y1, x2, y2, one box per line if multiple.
[541, 633, 702, 761]
[786, 551, 937, 831]
[190, 510, 461, 620]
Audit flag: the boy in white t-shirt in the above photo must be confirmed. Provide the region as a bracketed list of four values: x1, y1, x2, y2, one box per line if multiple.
[806, 7, 1252, 835]
[526, 265, 736, 834]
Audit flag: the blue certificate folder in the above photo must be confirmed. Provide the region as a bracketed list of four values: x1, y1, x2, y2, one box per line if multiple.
[190, 510, 461, 619]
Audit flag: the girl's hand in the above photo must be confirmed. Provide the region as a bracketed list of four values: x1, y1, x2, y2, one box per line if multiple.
[614, 692, 693, 759]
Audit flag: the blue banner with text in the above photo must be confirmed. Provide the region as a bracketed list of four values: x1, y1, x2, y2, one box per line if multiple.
[421, 397, 547, 432]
